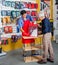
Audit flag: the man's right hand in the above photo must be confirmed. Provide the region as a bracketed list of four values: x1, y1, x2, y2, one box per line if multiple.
[38, 31, 42, 35]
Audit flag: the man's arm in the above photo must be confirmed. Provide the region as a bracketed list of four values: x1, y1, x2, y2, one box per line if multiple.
[20, 28, 25, 33]
[38, 24, 42, 28]
[20, 28, 30, 36]
[26, 15, 33, 22]
[29, 22, 42, 29]
[18, 19, 30, 36]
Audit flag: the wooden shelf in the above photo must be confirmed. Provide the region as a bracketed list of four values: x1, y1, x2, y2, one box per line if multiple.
[24, 55, 42, 63]
[22, 36, 37, 39]
[23, 46, 42, 51]
[23, 35, 43, 39]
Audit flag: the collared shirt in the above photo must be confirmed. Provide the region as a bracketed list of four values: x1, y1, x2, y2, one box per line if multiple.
[42, 17, 51, 34]
[17, 15, 33, 31]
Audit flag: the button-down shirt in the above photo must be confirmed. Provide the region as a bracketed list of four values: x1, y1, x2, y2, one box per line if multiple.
[42, 17, 51, 34]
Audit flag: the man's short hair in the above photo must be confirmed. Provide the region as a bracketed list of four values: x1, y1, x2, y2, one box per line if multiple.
[20, 10, 26, 15]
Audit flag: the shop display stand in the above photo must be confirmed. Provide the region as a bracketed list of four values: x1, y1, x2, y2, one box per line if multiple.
[0, 28, 6, 57]
[23, 35, 43, 63]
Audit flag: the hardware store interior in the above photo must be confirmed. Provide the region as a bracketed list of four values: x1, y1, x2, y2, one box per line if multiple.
[0, 0, 58, 65]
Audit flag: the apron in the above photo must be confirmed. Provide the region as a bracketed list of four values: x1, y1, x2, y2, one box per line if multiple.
[22, 20, 34, 44]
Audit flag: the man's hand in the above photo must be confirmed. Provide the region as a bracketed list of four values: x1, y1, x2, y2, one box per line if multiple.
[38, 31, 42, 35]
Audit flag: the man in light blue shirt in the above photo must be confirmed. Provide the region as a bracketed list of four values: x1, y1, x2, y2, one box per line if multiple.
[17, 10, 42, 57]
[17, 10, 33, 32]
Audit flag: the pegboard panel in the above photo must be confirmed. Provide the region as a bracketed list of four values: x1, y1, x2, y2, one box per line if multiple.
[0, 0, 38, 38]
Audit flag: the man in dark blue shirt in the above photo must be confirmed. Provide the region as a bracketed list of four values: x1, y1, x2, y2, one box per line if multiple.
[38, 11, 54, 64]
[42, 17, 51, 34]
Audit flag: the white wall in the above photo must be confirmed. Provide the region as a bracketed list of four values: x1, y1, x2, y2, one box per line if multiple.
[53, 0, 58, 40]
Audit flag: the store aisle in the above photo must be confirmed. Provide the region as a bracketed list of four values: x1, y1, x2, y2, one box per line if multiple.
[0, 42, 58, 65]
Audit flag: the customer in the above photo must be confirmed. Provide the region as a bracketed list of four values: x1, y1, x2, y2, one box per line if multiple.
[38, 11, 54, 64]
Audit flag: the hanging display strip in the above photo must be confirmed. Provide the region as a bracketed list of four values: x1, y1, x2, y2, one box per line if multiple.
[6, 0, 36, 3]
[1, 6, 15, 10]
[1, 32, 22, 38]
[2, 23, 16, 27]
[1, 6, 37, 11]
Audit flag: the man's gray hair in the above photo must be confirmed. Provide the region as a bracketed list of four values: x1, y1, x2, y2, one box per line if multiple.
[39, 10, 50, 18]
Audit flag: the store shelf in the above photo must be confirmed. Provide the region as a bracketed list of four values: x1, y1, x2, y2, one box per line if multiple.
[1, 5, 36, 11]
[24, 55, 42, 63]
[1, 5, 15, 10]
[2, 23, 16, 27]
[1, 32, 22, 38]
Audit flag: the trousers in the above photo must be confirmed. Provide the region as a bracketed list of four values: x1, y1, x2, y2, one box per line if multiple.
[42, 32, 54, 60]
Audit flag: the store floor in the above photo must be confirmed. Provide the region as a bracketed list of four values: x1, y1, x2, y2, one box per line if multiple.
[0, 42, 58, 65]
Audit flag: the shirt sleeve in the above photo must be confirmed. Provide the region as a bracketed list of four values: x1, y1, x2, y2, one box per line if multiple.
[18, 18, 23, 30]
[26, 15, 33, 21]
[29, 15, 33, 21]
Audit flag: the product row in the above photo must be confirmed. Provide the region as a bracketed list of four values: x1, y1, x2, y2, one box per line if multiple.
[0, 35, 21, 45]
[2, 1, 38, 9]
[1, 10, 39, 25]
[2, 26, 20, 33]
[1, 10, 38, 17]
